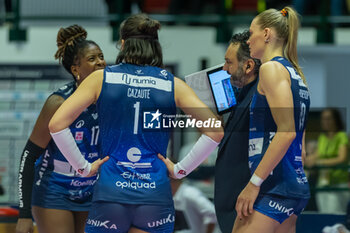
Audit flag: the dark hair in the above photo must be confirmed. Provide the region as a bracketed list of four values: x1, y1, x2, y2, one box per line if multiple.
[54, 24, 99, 78]
[323, 108, 345, 132]
[229, 31, 261, 76]
[116, 14, 163, 68]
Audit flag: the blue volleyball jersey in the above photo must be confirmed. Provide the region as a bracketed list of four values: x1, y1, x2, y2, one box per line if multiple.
[32, 81, 100, 207]
[94, 63, 176, 205]
[249, 57, 310, 198]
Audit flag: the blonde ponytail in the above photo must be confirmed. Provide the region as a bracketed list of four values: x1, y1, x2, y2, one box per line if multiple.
[282, 7, 306, 85]
[257, 6, 307, 85]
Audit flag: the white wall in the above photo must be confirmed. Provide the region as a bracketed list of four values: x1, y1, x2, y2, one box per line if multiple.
[0, 25, 227, 78]
[1, 25, 350, 124]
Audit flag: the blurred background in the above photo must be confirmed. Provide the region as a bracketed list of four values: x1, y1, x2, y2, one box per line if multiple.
[0, 0, 350, 232]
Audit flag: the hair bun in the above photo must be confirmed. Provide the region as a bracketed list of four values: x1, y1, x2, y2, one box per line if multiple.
[54, 25, 87, 62]
[137, 15, 161, 37]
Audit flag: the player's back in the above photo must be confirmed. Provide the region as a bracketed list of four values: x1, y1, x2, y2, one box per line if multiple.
[94, 63, 176, 205]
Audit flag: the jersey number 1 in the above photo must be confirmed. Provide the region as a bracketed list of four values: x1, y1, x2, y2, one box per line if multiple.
[133, 102, 140, 134]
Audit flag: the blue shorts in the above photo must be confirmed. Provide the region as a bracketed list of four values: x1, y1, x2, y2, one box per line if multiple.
[85, 201, 175, 233]
[32, 171, 94, 211]
[254, 194, 308, 224]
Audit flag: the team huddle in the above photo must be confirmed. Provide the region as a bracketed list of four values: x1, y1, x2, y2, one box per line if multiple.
[16, 6, 310, 233]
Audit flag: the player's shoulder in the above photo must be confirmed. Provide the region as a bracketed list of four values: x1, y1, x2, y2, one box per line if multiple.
[260, 60, 286, 74]
[259, 61, 289, 84]
[45, 94, 65, 110]
[52, 81, 75, 98]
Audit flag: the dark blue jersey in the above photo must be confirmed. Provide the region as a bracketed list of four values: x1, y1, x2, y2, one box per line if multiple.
[33, 81, 100, 206]
[249, 57, 310, 198]
[94, 63, 176, 205]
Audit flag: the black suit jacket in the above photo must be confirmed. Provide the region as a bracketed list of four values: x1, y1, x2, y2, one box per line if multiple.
[214, 80, 257, 233]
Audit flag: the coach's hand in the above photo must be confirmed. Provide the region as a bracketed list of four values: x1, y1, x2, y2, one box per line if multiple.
[157, 154, 176, 178]
[87, 156, 110, 177]
[16, 218, 34, 233]
[235, 182, 260, 220]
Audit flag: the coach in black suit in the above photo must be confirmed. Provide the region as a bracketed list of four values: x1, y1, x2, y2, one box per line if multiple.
[214, 31, 261, 233]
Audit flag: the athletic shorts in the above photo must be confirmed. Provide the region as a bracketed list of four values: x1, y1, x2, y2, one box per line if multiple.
[254, 193, 309, 224]
[85, 201, 175, 233]
[32, 172, 94, 211]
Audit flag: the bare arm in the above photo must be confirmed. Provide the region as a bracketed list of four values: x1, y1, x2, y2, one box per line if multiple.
[30, 95, 65, 146]
[253, 62, 296, 180]
[174, 77, 224, 142]
[49, 70, 103, 132]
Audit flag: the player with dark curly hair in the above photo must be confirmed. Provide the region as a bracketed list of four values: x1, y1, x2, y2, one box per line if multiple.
[16, 25, 106, 233]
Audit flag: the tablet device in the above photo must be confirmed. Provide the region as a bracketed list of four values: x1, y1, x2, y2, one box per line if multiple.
[207, 66, 236, 114]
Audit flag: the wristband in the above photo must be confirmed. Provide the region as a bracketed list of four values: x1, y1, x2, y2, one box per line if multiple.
[250, 173, 264, 187]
